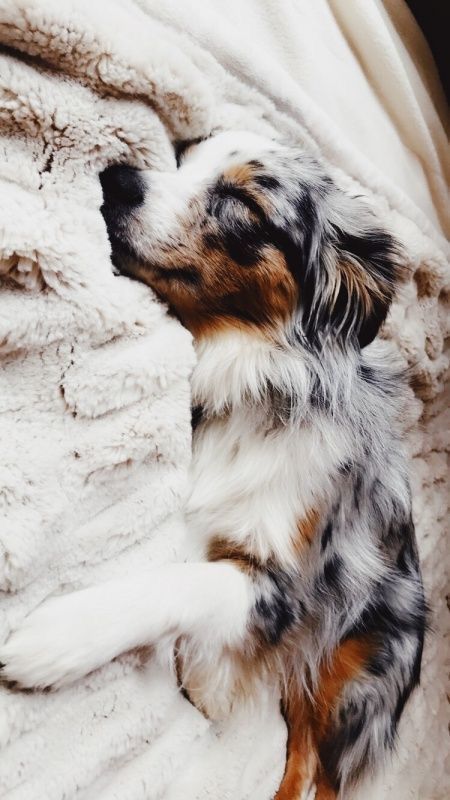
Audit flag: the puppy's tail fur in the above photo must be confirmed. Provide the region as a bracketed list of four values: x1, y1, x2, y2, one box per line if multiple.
[275, 622, 424, 799]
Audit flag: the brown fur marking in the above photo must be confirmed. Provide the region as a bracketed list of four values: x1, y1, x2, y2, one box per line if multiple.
[207, 536, 263, 573]
[333, 257, 390, 319]
[313, 636, 373, 742]
[223, 163, 258, 185]
[314, 772, 338, 800]
[275, 691, 317, 800]
[293, 508, 321, 554]
[275, 636, 372, 799]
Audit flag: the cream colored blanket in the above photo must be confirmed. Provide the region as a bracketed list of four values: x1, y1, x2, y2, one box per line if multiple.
[0, 1, 448, 798]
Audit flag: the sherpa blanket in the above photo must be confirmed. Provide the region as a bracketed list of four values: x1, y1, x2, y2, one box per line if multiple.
[0, 1, 448, 799]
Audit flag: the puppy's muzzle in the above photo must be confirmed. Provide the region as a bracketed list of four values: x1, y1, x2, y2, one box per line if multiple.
[100, 164, 145, 208]
[100, 164, 146, 269]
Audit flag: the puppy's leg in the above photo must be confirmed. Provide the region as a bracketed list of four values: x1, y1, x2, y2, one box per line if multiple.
[275, 690, 318, 800]
[314, 775, 337, 800]
[0, 562, 254, 688]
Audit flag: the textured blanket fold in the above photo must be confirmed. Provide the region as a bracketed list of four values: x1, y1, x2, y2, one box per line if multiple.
[0, 1, 448, 798]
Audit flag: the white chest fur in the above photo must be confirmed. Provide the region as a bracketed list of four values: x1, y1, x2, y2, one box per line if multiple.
[186, 409, 346, 567]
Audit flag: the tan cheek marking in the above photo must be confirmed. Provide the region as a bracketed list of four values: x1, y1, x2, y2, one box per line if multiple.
[181, 246, 297, 339]
[145, 199, 297, 338]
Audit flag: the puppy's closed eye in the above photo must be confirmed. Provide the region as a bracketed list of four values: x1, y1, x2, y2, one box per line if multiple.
[208, 181, 265, 223]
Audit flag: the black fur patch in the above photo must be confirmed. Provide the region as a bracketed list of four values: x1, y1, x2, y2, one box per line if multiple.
[349, 575, 426, 642]
[206, 179, 276, 267]
[352, 471, 364, 512]
[247, 159, 264, 169]
[191, 405, 204, 431]
[366, 640, 395, 677]
[319, 697, 370, 790]
[222, 226, 263, 267]
[309, 375, 332, 411]
[396, 539, 416, 574]
[320, 521, 333, 552]
[253, 174, 281, 191]
[321, 554, 344, 593]
[254, 567, 296, 645]
[338, 460, 353, 476]
[391, 635, 423, 728]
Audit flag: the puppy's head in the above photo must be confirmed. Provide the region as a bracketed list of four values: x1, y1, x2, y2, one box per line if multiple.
[100, 131, 401, 348]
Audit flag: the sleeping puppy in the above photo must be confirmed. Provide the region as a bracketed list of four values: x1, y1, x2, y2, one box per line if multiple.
[0, 132, 426, 799]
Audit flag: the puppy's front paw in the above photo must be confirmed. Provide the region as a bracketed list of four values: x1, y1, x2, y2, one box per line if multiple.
[0, 591, 113, 689]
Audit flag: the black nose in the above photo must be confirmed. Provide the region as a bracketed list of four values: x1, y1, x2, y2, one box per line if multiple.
[100, 164, 145, 206]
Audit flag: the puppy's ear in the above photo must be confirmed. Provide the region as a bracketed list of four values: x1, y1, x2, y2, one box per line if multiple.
[300, 203, 402, 348]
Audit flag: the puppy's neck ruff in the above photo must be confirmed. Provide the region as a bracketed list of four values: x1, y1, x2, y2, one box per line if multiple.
[190, 324, 402, 432]
[191, 326, 289, 415]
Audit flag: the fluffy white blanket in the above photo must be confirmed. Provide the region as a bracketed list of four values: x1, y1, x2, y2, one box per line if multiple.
[0, 1, 448, 798]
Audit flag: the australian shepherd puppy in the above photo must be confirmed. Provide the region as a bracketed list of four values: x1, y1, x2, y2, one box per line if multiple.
[0, 132, 426, 799]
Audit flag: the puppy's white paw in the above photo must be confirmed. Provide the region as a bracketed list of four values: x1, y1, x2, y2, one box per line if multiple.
[0, 591, 116, 689]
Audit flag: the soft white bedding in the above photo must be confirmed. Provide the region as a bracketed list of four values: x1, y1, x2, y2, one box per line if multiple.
[0, 1, 448, 798]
